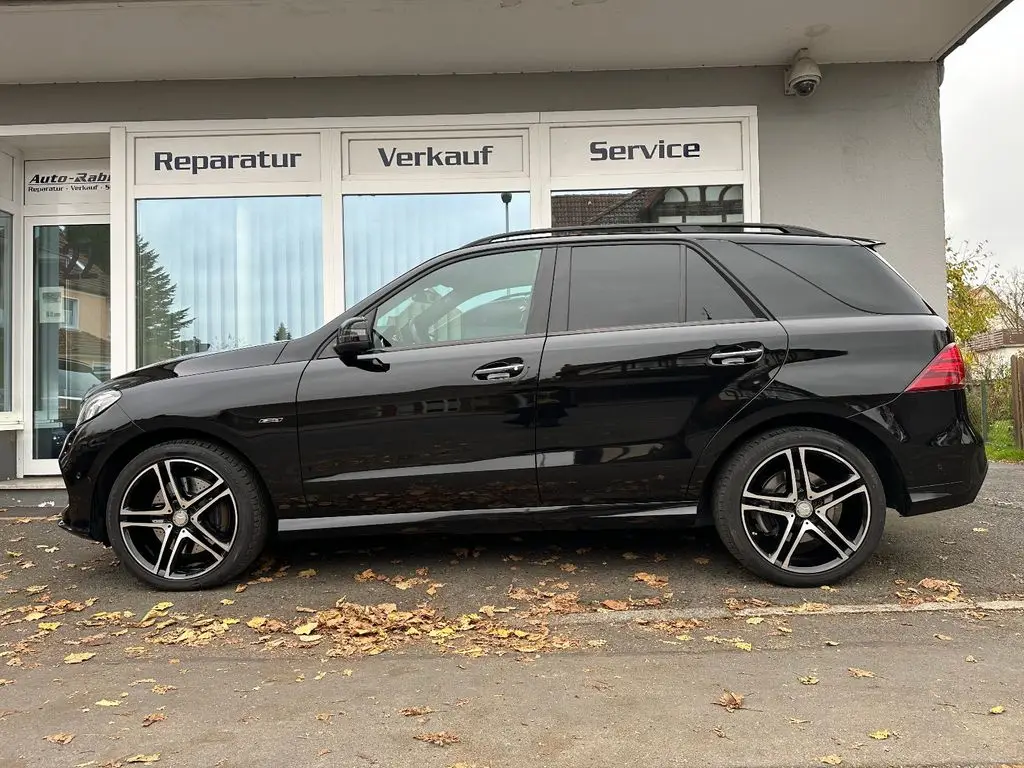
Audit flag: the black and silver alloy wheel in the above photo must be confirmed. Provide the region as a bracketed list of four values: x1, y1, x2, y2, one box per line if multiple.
[119, 459, 237, 581]
[740, 447, 870, 575]
[107, 440, 270, 590]
[712, 428, 886, 587]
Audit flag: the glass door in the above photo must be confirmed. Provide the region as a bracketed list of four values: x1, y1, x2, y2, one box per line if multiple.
[24, 217, 111, 474]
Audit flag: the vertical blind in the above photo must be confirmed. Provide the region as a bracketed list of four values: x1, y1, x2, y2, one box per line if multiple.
[342, 192, 531, 307]
[136, 196, 323, 365]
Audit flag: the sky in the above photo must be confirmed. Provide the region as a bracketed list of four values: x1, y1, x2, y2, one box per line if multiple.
[942, 0, 1024, 269]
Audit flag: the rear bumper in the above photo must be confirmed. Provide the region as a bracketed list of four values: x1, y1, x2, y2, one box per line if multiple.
[903, 442, 988, 516]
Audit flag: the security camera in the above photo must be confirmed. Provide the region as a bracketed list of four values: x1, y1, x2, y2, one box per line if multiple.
[785, 48, 822, 97]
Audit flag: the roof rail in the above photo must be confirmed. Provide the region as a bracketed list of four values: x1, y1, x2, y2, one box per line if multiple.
[462, 222, 830, 248]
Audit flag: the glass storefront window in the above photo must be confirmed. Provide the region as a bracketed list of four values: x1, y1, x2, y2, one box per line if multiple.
[33, 223, 111, 460]
[551, 185, 744, 227]
[135, 196, 323, 366]
[342, 191, 530, 307]
[0, 210, 11, 412]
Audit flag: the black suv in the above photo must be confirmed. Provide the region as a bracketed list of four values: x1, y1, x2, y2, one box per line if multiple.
[59, 223, 987, 591]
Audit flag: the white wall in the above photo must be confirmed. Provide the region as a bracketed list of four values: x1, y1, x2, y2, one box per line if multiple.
[0, 62, 947, 311]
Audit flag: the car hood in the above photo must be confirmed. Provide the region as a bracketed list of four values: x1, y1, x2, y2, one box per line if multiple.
[106, 341, 289, 389]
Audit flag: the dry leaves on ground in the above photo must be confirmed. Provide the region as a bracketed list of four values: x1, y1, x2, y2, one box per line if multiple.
[125, 755, 161, 764]
[704, 635, 753, 652]
[633, 572, 668, 588]
[847, 668, 875, 679]
[142, 713, 166, 727]
[600, 600, 630, 611]
[724, 597, 772, 611]
[821, 756, 843, 766]
[151, 684, 176, 695]
[799, 676, 819, 685]
[63, 652, 95, 664]
[96, 699, 122, 707]
[990, 705, 1006, 715]
[414, 732, 460, 747]
[43, 732, 75, 745]
[869, 730, 892, 740]
[399, 706, 435, 717]
[298, 569, 317, 578]
[714, 691, 745, 712]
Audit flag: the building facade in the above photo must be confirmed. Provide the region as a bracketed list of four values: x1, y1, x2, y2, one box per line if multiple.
[0, 0, 1011, 478]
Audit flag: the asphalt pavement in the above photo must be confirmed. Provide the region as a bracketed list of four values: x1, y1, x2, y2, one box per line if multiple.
[1, 463, 1022, 767]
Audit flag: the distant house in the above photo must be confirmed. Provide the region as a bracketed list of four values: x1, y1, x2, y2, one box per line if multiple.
[965, 285, 1024, 367]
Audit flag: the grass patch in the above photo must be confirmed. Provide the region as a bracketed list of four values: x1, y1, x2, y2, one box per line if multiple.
[985, 420, 1024, 463]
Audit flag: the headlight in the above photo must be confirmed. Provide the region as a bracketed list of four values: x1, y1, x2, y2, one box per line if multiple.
[76, 390, 122, 427]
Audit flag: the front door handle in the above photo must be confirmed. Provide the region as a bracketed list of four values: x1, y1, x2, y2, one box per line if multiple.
[708, 345, 765, 366]
[473, 359, 526, 381]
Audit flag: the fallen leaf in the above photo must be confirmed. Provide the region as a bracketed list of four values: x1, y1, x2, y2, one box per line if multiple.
[869, 730, 891, 740]
[220, 599, 235, 606]
[314, 671, 327, 681]
[43, 732, 75, 745]
[38, 621, 62, 631]
[990, 705, 1006, 715]
[414, 731, 460, 746]
[317, 749, 331, 757]
[0, 679, 12, 687]
[820, 585, 839, 592]
[973, 527, 988, 533]
[126, 755, 161, 764]
[600, 600, 629, 611]
[95, 699, 122, 707]
[712, 726, 727, 738]
[848, 668, 876, 679]
[142, 712, 166, 727]
[24, 611, 46, 621]
[25, 585, 47, 593]
[559, 563, 577, 573]
[693, 557, 710, 565]
[247, 617, 267, 629]
[733, 641, 753, 652]
[789, 718, 811, 725]
[821, 756, 843, 766]
[294, 621, 319, 636]
[714, 691, 745, 712]
[64, 652, 95, 665]
[587, 639, 607, 647]
[799, 676, 819, 685]
[622, 552, 639, 560]
[746, 617, 765, 625]
[399, 706, 435, 717]
[235, 583, 248, 593]
[966, 655, 977, 663]
[935, 634, 952, 641]
[315, 712, 333, 723]
[298, 568, 317, 578]
[151, 685, 176, 695]
[633, 571, 668, 588]
[342, 670, 353, 677]
[824, 641, 840, 647]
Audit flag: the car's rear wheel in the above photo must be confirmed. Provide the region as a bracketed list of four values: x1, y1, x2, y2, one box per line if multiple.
[711, 427, 886, 587]
[106, 440, 270, 591]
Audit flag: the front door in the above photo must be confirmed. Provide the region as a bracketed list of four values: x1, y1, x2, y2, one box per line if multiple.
[296, 246, 554, 523]
[23, 217, 111, 475]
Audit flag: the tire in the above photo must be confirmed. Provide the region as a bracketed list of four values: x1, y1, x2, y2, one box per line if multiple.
[106, 440, 270, 591]
[711, 427, 886, 588]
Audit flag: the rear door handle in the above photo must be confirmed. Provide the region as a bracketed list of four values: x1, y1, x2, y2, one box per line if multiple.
[473, 359, 526, 381]
[708, 345, 765, 366]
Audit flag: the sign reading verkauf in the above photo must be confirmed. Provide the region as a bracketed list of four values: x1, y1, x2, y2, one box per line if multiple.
[549, 122, 744, 178]
[346, 134, 527, 178]
[134, 134, 321, 185]
[25, 159, 111, 205]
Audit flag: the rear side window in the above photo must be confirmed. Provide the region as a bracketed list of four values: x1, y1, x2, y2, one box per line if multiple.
[567, 244, 682, 331]
[685, 250, 759, 323]
[703, 240, 932, 319]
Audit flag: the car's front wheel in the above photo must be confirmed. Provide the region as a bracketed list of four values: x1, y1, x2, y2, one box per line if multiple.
[712, 427, 886, 587]
[106, 440, 270, 590]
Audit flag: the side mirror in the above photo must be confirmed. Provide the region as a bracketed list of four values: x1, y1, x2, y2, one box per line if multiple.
[333, 316, 372, 359]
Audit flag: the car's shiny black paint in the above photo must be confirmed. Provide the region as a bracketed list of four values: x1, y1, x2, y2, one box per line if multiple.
[59, 232, 988, 546]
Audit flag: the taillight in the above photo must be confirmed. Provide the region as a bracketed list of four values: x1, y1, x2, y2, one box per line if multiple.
[904, 343, 967, 392]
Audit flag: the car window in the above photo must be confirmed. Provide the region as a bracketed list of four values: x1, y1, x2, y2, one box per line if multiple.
[567, 244, 682, 332]
[373, 249, 542, 348]
[685, 249, 760, 323]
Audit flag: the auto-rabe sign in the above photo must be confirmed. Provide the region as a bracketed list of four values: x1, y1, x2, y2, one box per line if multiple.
[25, 159, 111, 205]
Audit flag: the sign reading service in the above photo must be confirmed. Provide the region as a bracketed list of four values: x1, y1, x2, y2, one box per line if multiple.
[25, 159, 111, 205]
[135, 134, 321, 185]
[346, 135, 526, 178]
[549, 122, 744, 178]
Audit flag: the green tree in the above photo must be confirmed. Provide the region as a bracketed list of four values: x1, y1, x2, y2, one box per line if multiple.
[273, 322, 292, 341]
[137, 234, 193, 364]
[946, 238, 998, 366]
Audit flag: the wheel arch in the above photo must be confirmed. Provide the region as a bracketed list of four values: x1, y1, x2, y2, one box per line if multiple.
[693, 410, 908, 518]
[90, 427, 278, 544]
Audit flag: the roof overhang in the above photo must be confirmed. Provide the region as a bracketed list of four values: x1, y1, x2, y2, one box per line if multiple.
[0, 0, 1013, 85]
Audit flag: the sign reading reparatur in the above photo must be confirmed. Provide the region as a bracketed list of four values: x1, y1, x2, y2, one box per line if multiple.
[134, 134, 322, 185]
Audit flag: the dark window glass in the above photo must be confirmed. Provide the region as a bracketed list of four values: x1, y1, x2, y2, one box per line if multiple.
[685, 250, 759, 323]
[567, 244, 681, 331]
[744, 242, 932, 316]
[703, 240, 865, 319]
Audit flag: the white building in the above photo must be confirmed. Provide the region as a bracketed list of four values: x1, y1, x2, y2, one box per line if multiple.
[0, 0, 1013, 478]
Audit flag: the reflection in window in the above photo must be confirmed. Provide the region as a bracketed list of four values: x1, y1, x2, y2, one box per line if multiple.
[343, 192, 530, 307]
[551, 185, 743, 227]
[0, 211, 10, 411]
[136, 196, 323, 366]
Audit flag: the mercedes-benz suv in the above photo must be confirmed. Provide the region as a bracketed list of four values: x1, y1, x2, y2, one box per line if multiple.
[58, 223, 987, 591]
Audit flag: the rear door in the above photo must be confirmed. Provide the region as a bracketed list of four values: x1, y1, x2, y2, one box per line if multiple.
[535, 241, 788, 509]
